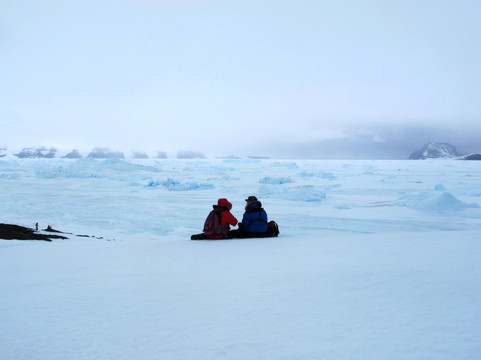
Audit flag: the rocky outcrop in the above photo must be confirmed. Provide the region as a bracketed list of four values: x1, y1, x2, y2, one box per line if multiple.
[87, 148, 125, 159]
[177, 150, 206, 159]
[15, 147, 57, 158]
[63, 150, 83, 159]
[409, 143, 460, 159]
[461, 154, 481, 160]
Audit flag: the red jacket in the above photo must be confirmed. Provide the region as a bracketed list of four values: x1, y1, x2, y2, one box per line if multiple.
[209, 206, 238, 239]
[220, 209, 238, 230]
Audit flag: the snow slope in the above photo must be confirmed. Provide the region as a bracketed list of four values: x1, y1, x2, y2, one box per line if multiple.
[1, 159, 481, 359]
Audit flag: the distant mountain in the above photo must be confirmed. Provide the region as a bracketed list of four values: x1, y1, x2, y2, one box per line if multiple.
[0, 147, 173, 159]
[155, 151, 168, 159]
[177, 150, 206, 159]
[87, 147, 125, 159]
[131, 151, 149, 159]
[409, 143, 461, 159]
[247, 155, 269, 159]
[460, 153, 481, 160]
[15, 147, 57, 158]
[63, 150, 82, 159]
[216, 155, 242, 159]
[409, 143, 481, 160]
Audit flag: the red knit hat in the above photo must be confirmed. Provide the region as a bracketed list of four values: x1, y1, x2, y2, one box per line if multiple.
[217, 198, 232, 209]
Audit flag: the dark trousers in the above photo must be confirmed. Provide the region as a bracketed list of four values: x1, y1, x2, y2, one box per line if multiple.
[227, 229, 268, 239]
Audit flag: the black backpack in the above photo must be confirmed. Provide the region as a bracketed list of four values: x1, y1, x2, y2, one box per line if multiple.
[266, 221, 280, 237]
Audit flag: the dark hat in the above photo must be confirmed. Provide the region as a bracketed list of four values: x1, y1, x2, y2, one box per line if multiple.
[245, 196, 258, 202]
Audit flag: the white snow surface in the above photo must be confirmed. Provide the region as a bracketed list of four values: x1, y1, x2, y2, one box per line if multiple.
[1, 158, 480, 360]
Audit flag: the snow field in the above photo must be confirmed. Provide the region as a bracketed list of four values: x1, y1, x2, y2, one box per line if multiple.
[1, 158, 481, 359]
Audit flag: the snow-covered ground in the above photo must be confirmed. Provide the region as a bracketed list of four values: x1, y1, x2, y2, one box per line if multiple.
[1, 158, 480, 359]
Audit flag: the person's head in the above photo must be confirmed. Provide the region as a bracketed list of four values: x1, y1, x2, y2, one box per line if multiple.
[217, 198, 232, 210]
[245, 195, 261, 210]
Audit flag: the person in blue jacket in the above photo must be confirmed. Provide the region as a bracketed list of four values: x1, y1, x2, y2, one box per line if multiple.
[228, 196, 269, 238]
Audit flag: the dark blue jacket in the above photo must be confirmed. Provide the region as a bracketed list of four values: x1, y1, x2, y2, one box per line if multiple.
[242, 202, 268, 233]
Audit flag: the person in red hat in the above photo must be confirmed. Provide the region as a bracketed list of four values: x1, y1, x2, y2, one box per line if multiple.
[191, 198, 238, 240]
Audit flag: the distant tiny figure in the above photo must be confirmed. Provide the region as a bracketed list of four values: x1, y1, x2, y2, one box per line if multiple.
[35, 222, 39, 231]
[191, 198, 238, 240]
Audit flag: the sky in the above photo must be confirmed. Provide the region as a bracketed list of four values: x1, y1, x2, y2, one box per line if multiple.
[1, 0, 480, 159]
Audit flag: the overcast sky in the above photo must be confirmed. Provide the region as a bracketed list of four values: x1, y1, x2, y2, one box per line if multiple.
[1, 0, 480, 158]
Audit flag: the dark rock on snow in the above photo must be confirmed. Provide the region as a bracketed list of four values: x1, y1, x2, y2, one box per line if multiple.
[0, 223, 67, 241]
